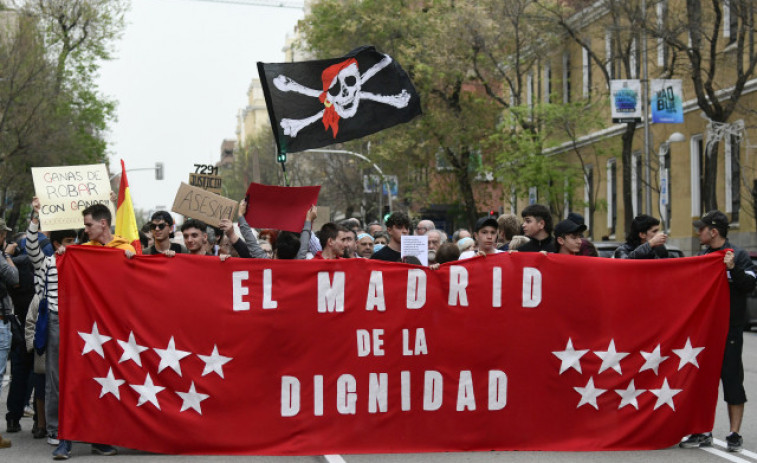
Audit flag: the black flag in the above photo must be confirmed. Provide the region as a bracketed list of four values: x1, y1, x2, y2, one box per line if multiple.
[257, 46, 422, 154]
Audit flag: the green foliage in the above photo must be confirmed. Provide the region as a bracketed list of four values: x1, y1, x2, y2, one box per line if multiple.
[0, 1, 127, 228]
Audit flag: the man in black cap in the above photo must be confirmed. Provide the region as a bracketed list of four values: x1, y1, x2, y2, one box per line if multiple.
[459, 216, 501, 260]
[554, 219, 587, 255]
[680, 210, 756, 452]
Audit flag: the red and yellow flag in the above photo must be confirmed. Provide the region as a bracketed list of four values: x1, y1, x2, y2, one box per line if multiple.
[115, 159, 141, 254]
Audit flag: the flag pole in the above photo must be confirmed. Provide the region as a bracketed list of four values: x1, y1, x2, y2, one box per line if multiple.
[277, 133, 290, 187]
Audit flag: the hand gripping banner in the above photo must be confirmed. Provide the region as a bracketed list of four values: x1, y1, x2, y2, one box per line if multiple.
[57, 248, 729, 455]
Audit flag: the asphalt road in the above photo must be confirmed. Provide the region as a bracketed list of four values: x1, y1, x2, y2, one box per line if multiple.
[2, 332, 757, 463]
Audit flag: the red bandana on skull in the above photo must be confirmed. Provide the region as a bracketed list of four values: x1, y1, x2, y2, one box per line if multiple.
[319, 58, 358, 138]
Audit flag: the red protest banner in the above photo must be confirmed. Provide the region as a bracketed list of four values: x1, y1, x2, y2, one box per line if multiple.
[244, 182, 320, 232]
[57, 249, 729, 455]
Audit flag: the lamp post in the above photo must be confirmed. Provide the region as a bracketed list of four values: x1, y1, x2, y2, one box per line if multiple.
[658, 132, 685, 233]
[304, 149, 393, 224]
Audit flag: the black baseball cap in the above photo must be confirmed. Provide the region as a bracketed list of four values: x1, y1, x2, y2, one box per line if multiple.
[474, 216, 498, 232]
[554, 219, 587, 238]
[693, 210, 729, 233]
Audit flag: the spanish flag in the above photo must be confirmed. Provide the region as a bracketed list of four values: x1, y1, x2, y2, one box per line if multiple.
[115, 159, 142, 254]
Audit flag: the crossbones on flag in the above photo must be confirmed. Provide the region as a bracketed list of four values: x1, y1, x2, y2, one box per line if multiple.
[257, 46, 422, 154]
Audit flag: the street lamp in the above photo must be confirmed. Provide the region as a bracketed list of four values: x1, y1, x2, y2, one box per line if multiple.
[658, 132, 685, 233]
[304, 149, 393, 225]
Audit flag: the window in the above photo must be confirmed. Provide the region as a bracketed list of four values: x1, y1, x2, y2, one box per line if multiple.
[605, 30, 620, 79]
[631, 151, 642, 216]
[544, 62, 551, 103]
[606, 159, 617, 236]
[659, 146, 672, 232]
[584, 165, 593, 233]
[510, 187, 517, 215]
[690, 135, 704, 217]
[527, 70, 534, 112]
[656, 0, 668, 68]
[528, 186, 538, 205]
[725, 133, 741, 222]
[629, 38, 639, 78]
[582, 41, 591, 98]
[563, 51, 571, 103]
[724, 0, 738, 44]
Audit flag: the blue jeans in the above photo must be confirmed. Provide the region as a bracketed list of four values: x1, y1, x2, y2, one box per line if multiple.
[0, 321, 10, 397]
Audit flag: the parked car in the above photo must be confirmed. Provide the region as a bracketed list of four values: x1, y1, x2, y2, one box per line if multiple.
[593, 241, 685, 258]
[746, 252, 757, 331]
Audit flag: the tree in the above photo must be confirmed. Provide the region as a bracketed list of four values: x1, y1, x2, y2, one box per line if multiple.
[534, 0, 684, 233]
[300, 0, 504, 229]
[0, 1, 127, 229]
[650, 0, 757, 212]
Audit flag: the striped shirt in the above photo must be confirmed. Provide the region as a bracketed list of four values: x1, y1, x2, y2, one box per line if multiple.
[26, 222, 59, 313]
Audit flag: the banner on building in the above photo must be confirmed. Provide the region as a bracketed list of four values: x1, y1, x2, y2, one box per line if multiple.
[651, 80, 684, 124]
[58, 249, 729, 455]
[31, 164, 114, 232]
[610, 80, 642, 123]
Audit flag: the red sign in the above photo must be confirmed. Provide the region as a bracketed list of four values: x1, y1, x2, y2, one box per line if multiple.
[57, 249, 729, 455]
[244, 182, 320, 232]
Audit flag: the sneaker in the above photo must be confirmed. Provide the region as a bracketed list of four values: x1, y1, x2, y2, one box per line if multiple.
[53, 440, 72, 460]
[726, 432, 743, 452]
[24, 406, 34, 417]
[679, 433, 713, 448]
[5, 420, 20, 433]
[47, 433, 60, 446]
[91, 443, 117, 456]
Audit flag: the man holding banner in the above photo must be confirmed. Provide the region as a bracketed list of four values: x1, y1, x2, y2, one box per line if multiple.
[681, 211, 756, 452]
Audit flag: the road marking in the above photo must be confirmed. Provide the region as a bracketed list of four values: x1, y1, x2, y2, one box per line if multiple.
[324, 455, 347, 463]
[713, 438, 757, 460]
[701, 445, 753, 463]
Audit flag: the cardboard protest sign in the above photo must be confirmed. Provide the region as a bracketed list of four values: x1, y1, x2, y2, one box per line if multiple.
[31, 164, 114, 231]
[189, 173, 223, 195]
[171, 182, 237, 227]
[244, 182, 320, 232]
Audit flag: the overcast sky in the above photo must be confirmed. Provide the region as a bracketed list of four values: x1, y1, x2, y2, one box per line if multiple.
[97, 0, 303, 214]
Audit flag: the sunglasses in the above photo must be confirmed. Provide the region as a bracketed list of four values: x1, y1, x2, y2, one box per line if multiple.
[149, 223, 169, 231]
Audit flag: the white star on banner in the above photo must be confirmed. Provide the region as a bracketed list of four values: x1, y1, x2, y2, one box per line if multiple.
[672, 338, 705, 371]
[639, 344, 669, 375]
[176, 381, 210, 414]
[78, 322, 112, 358]
[615, 379, 646, 410]
[130, 373, 166, 410]
[574, 377, 606, 410]
[650, 378, 682, 410]
[154, 336, 191, 376]
[197, 345, 232, 378]
[594, 339, 630, 375]
[552, 338, 589, 374]
[117, 331, 149, 367]
[93, 367, 125, 400]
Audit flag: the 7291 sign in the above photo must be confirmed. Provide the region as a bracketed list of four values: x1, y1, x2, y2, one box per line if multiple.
[194, 164, 219, 176]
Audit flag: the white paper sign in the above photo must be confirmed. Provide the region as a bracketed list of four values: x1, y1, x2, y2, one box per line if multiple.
[401, 235, 428, 266]
[31, 164, 114, 231]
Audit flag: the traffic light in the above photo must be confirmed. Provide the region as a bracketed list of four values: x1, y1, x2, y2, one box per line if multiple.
[277, 152, 287, 163]
[155, 162, 164, 180]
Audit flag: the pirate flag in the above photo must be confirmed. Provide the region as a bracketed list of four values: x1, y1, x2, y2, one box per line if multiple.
[257, 45, 422, 154]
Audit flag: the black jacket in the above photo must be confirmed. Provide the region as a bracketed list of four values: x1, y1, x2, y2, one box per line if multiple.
[700, 240, 756, 329]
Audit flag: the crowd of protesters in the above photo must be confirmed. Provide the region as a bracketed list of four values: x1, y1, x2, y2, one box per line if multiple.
[0, 196, 753, 457]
